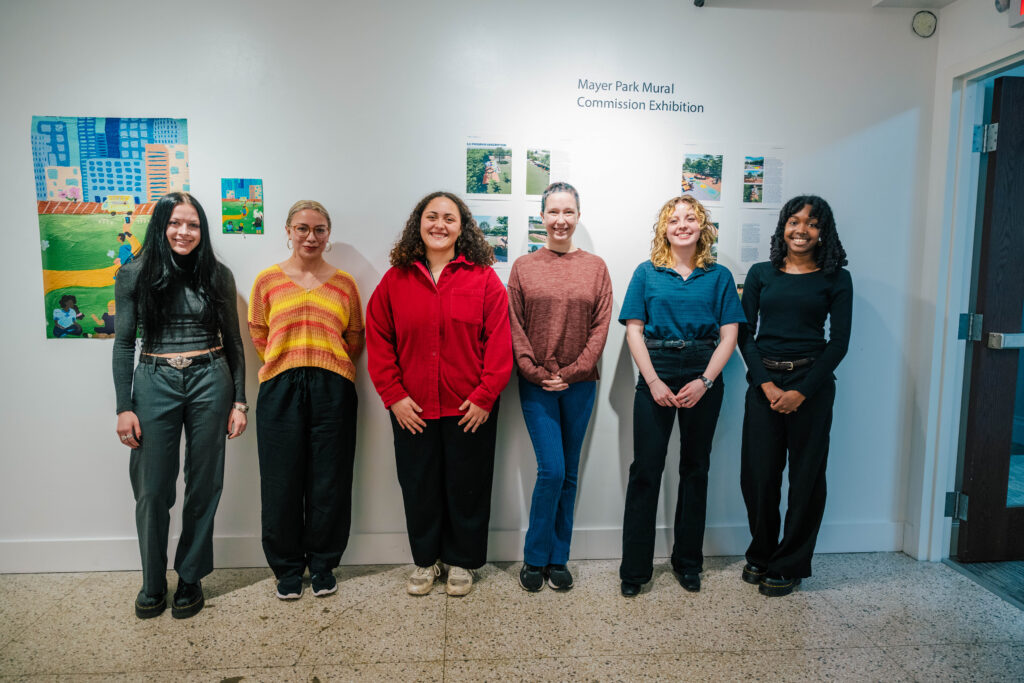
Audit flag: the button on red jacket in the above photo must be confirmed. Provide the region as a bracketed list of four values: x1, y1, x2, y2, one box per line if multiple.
[366, 255, 512, 419]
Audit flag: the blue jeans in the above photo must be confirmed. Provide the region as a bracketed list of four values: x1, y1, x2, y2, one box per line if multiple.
[519, 376, 597, 566]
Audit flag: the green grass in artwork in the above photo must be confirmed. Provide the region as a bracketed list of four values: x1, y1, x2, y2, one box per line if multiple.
[526, 162, 550, 195]
[44, 285, 117, 339]
[222, 200, 265, 234]
[38, 214, 150, 271]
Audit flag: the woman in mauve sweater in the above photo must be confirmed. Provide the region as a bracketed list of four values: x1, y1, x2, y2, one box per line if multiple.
[248, 200, 364, 602]
[737, 195, 852, 598]
[366, 191, 512, 597]
[509, 182, 612, 593]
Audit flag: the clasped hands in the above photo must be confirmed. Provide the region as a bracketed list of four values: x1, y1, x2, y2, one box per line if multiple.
[647, 377, 707, 408]
[760, 381, 805, 414]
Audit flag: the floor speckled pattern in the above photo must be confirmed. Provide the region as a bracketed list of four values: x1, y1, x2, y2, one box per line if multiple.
[1, 553, 1022, 682]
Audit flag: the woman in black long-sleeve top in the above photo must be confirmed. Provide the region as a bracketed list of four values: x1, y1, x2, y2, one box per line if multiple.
[737, 195, 852, 597]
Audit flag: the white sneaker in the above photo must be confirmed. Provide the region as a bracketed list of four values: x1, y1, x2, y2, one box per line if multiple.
[407, 562, 441, 595]
[446, 566, 474, 596]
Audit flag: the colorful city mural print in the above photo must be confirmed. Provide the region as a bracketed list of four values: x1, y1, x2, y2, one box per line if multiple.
[32, 116, 189, 339]
[221, 178, 264, 234]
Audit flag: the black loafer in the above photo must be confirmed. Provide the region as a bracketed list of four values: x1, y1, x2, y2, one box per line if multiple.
[759, 574, 801, 597]
[172, 580, 204, 619]
[742, 563, 767, 585]
[134, 590, 166, 619]
[674, 570, 701, 593]
[620, 581, 641, 597]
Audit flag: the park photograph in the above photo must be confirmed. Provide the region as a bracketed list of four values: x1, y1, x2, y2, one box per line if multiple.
[681, 153, 723, 202]
[744, 183, 763, 203]
[527, 215, 545, 247]
[526, 148, 550, 195]
[466, 143, 512, 194]
[221, 178, 264, 234]
[477, 215, 509, 262]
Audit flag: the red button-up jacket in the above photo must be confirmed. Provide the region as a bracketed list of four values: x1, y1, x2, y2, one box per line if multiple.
[366, 256, 512, 419]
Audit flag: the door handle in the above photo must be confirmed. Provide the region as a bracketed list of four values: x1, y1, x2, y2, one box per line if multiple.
[986, 332, 1024, 349]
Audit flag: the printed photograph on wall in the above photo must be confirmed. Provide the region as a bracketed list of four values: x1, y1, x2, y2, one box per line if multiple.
[477, 215, 509, 262]
[466, 142, 512, 195]
[742, 149, 786, 207]
[32, 116, 189, 339]
[710, 221, 720, 259]
[526, 149, 550, 195]
[681, 153, 723, 203]
[221, 178, 264, 234]
[742, 156, 764, 204]
[527, 215, 545, 251]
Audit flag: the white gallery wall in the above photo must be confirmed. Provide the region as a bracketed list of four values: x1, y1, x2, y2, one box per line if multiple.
[0, 0, 982, 572]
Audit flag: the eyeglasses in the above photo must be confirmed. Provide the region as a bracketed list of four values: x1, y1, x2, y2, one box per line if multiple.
[291, 225, 329, 238]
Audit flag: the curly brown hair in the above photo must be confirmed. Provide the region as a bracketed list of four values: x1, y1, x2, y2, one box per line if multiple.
[389, 191, 495, 267]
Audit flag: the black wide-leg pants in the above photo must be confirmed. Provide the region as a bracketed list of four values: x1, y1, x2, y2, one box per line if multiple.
[620, 346, 723, 585]
[390, 400, 499, 570]
[740, 365, 835, 579]
[256, 368, 358, 580]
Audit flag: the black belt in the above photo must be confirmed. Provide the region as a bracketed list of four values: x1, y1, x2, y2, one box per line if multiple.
[645, 338, 716, 349]
[140, 348, 225, 369]
[762, 357, 814, 371]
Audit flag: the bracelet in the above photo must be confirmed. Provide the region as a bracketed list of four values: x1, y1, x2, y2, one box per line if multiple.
[232, 402, 249, 414]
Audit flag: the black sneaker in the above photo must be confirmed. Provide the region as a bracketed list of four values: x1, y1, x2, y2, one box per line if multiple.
[519, 563, 544, 592]
[171, 580, 204, 619]
[311, 572, 337, 597]
[545, 564, 574, 591]
[134, 589, 166, 619]
[276, 575, 304, 600]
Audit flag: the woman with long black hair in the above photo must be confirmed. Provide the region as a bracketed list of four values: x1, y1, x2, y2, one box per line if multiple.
[738, 195, 852, 597]
[113, 192, 247, 619]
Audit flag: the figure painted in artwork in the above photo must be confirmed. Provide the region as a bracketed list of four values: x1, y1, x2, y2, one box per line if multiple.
[91, 300, 116, 337]
[53, 294, 84, 337]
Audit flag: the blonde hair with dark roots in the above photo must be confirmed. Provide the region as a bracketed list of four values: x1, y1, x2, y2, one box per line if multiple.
[285, 200, 331, 230]
[649, 195, 717, 269]
[389, 191, 495, 267]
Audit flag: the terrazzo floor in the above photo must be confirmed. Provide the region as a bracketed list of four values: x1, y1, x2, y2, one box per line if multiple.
[1, 552, 1022, 682]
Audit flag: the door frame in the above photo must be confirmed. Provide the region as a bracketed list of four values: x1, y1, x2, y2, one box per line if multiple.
[916, 43, 1024, 562]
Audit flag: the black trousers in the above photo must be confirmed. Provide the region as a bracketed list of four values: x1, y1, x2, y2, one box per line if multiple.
[391, 400, 499, 570]
[256, 368, 358, 580]
[620, 346, 724, 584]
[740, 365, 835, 578]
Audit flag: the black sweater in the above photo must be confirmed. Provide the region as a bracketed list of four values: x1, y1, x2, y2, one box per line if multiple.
[738, 262, 853, 398]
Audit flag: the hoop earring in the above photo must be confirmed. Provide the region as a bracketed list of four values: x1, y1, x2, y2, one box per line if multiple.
[325, 241, 333, 253]
[286, 238, 292, 250]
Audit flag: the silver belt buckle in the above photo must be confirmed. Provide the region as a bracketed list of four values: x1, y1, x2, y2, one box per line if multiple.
[167, 355, 193, 370]
[782, 361, 794, 371]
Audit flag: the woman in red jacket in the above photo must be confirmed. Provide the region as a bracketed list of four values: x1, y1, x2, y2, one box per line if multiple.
[367, 191, 512, 597]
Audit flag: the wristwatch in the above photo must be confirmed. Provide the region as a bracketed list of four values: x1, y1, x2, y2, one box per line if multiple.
[699, 375, 714, 390]
[233, 402, 250, 414]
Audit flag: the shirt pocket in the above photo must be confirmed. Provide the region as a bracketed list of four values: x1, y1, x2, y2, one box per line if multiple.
[450, 288, 484, 326]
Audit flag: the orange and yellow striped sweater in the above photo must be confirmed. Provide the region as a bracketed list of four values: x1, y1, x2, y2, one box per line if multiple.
[248, 265, 364, 384]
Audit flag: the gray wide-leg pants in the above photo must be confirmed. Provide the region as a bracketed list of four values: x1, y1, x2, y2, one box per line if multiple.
[128, 356, 233, 596]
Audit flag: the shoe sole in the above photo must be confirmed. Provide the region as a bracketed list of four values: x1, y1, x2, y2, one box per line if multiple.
[520, 579, 543, 592]
[276, 590, 303, 600]
[546, 578, 573, 591]
[134, 599, 166, 619]
[759, 579, 801, 597]
[171, 594, 204, 619]
[446, 583, 473, 596]
[742, 567, 766, 585]
[312, 585, 337, 597]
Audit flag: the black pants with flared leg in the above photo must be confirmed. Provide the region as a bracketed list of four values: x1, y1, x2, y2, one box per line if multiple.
[740, 364, 835, 579]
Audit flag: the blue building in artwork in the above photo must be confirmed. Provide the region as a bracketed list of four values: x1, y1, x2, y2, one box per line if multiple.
[31, 120, 70, 201]
[75, 117, 107, 203]
[85, 158, 145, 204]
[152, 118, 184, 144]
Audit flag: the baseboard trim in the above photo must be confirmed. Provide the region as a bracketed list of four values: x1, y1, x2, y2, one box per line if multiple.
[0, 522, 904, 573]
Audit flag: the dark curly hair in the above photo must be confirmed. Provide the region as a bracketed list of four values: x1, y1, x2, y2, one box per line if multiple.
[136, 192, 228, 352]
[769, 195, 848, 274]
[389, 191, 495, 267]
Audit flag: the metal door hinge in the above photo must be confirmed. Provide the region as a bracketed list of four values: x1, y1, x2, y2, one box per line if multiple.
[958, 313, 983, 341]
[972, 123, 998, 153]
[945, 491, 968, 521]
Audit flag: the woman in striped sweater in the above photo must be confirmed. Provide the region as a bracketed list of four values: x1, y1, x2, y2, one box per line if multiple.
[248, 200, 364, 600]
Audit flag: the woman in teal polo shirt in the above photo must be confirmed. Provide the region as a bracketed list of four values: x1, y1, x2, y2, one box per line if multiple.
[618, 195, 744, 597]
